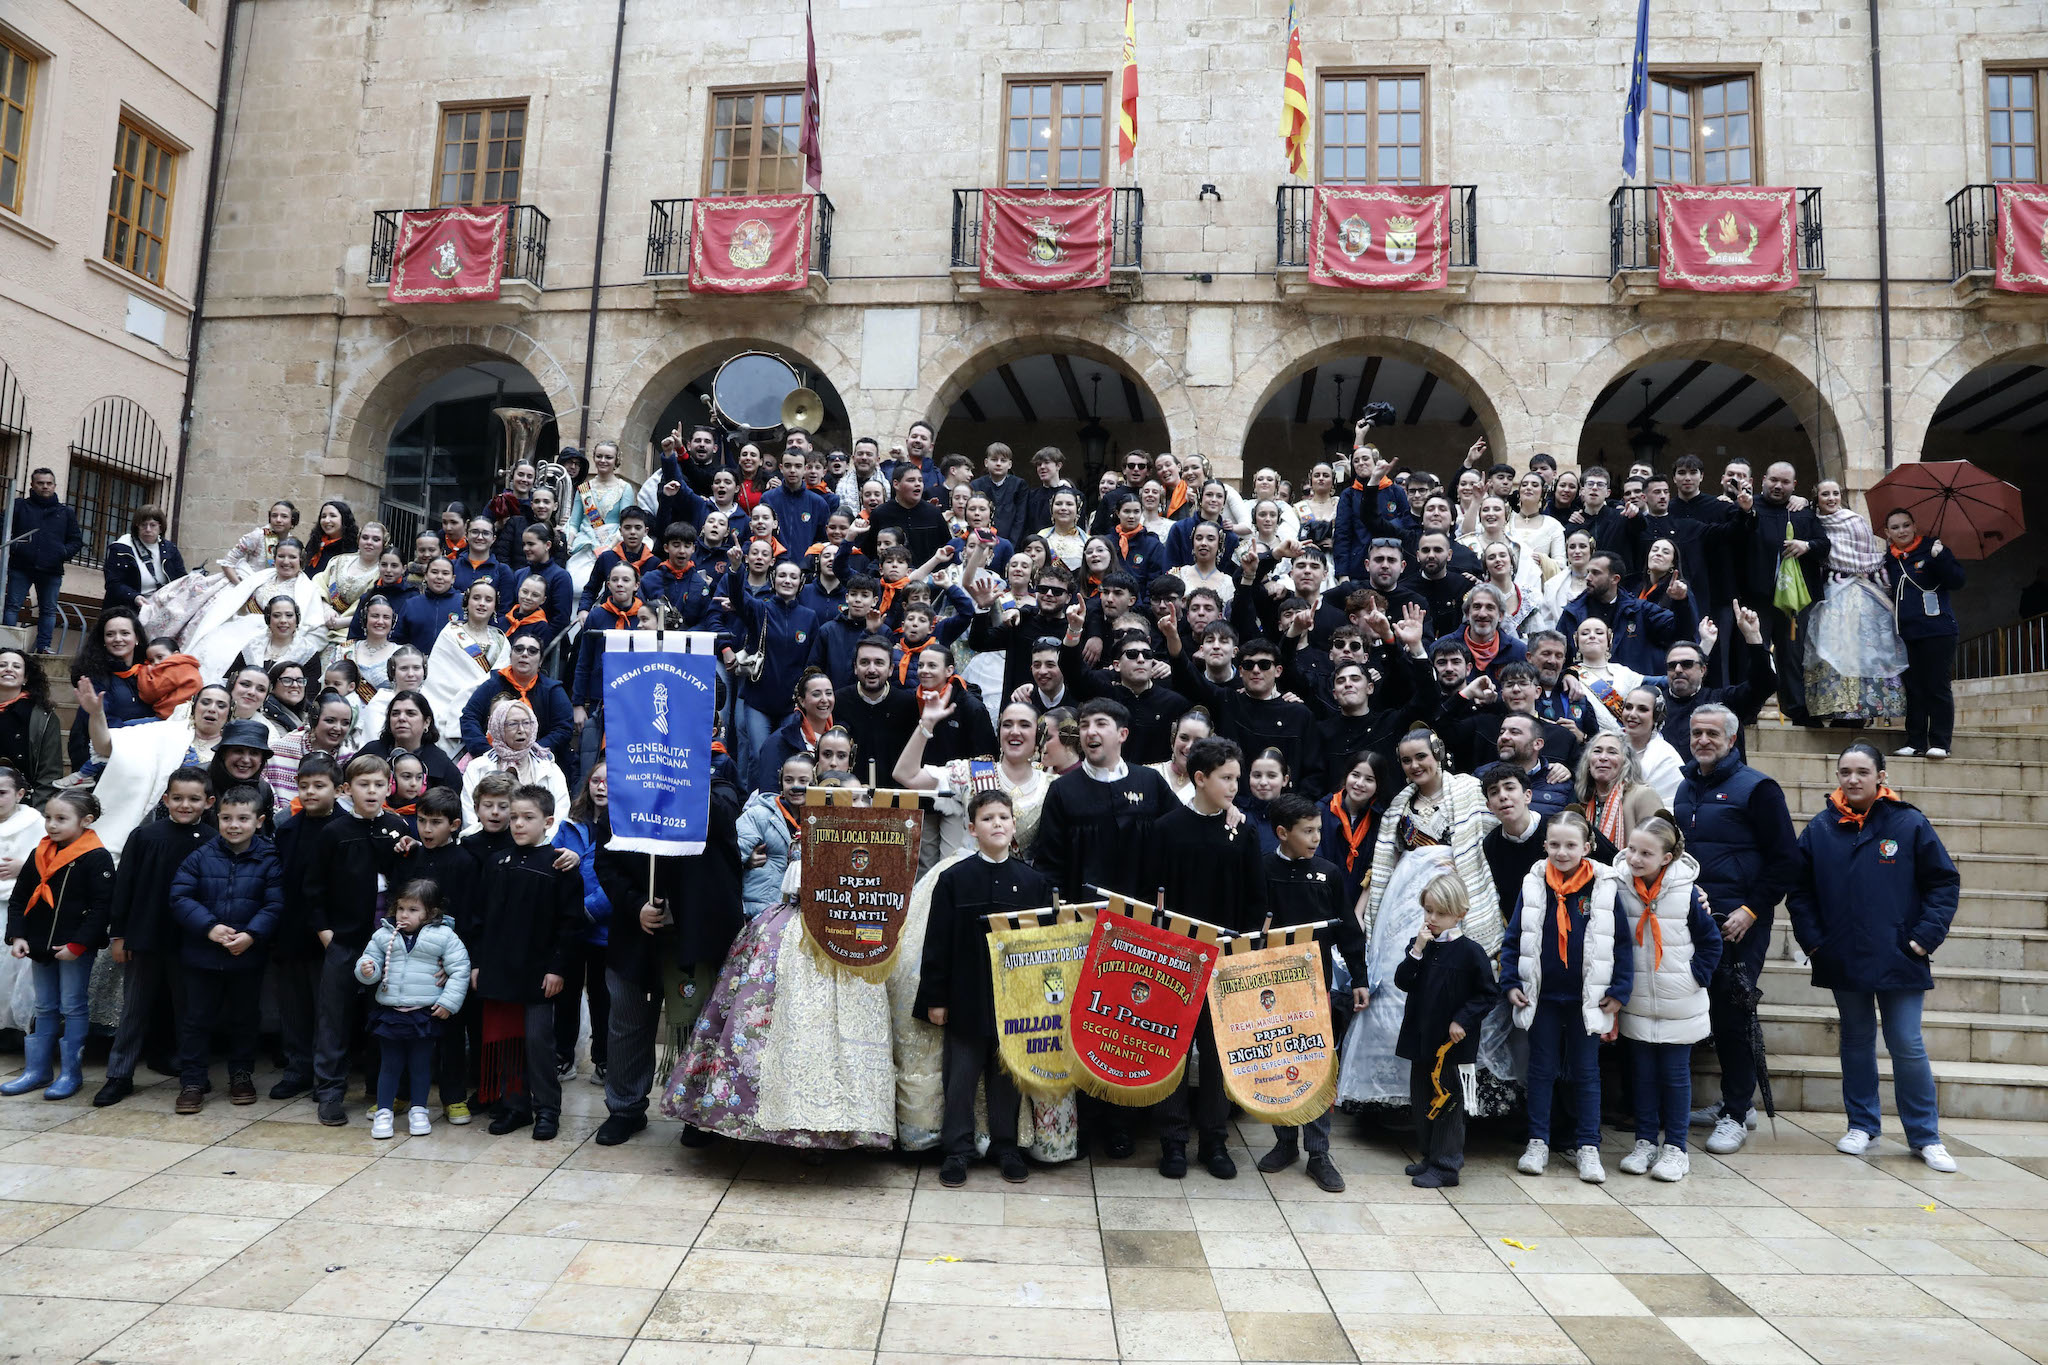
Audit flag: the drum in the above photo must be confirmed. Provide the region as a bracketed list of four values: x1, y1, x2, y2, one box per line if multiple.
[712, 352, 800, 431]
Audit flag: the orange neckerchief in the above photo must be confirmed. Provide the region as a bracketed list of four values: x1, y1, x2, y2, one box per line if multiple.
[495, 668, 536, 703]
[1163, 482, 1190, 517]
[445, 535, 466, 556]
[1327, 792, 1373, 873]
[895, 647, 925, 687]
[1632, 869, 1668, 971]
[617, 544, 653, 573]
[113, 662, 143, 681]
[1637, 571, 1668, 601]
[389, 799, 417, 818]
[312, 533, 342, 567]
[878, 575, 910, 616]
[598, 597, 642, 630]
[774, 796, 802, 843]
[799, 712, 834, 748]
[0, 691, 27, 714]
[1829, 785, 1896, 830]
[24, 830, 105, 919]
[917, 680, 950, 712]
[1466, 629, 1501, 672]
[289, 796, 304, 816]
[657, 557, 695, 584]
[1114, 524, 1144, 559]
[503, 607, 548, 633]
[1889, 535, 1924, 563]
[1544, 859, 1595, 964]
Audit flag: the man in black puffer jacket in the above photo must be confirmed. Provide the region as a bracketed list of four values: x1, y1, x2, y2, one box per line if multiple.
[7, 468, 82, 653]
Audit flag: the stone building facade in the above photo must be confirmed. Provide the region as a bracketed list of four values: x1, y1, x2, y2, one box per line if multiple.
[0, 0, 230, 604]
[179, 0, 2045, 628]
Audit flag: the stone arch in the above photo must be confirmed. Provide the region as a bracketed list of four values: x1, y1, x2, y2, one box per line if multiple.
[1219, 317, 1529, 471]
[328, 325, 578, 489]
[1895, 324, 2048, 465]
[1554, 321, 1867, 487]
[595, 321, 857, 469]
[909, 316, 1200, 467]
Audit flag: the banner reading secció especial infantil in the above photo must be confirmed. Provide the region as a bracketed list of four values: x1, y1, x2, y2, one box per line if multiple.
[601, 630, 718, 855]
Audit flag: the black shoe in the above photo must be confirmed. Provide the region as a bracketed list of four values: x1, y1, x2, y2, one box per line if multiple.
[1256, 1139, 1299, 1174]
[593, 1112, 646, 1146]
[269, 1076, 312, 1101]
[487, 1108, 531, 1136]
[939, 1155, 969, 1188]
[1306, 1154, 1347, 1193]
[998, 1148, 1030, 1184]
[1157, 1142, 1188, 1179]
[144, 1054, 178, 1078]
[531, 1110, 559, 1141]
[677, 1124, 713, 1148]
[1201, 1146, 1239, 1181]
[92, 1074, 134, 1108]
[1103, 1129, 1136, 1159]
[317, 1097, 348, 1127]
[229, 1072, 257, 1105]
[1403, 1160, 1429, 1177]
[1410, 1165, 1457, 1189]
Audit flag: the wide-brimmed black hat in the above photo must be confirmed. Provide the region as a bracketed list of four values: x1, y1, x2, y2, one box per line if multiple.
[218, 719, 274, 758]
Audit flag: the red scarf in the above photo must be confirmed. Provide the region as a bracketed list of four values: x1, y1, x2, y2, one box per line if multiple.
[313, 533, 342, 567]
[24, 830, 105, 921]
[1632, 870, 1667, 970]
[0, 691, 30, 716]
[1828, 785, 1896, 830]
[1326, 793, 1373, 873]
[1637, 572, 1668, 601]
[598, 597, 643, 630]
[1544, 860, 1595, 964]
[1466, 629, 1501, 673]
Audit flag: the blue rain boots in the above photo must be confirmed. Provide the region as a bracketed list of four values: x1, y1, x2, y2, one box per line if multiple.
[0, 1021, 57, 1095]
[43, 1020, 87, 1100]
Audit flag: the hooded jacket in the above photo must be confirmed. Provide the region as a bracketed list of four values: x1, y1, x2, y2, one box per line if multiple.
[1787, 793, 1960, 993]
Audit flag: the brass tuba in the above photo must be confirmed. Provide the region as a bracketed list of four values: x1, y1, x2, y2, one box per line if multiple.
[491, 406, 571, 527]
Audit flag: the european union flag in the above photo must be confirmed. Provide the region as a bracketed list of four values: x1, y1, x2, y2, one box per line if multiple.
[1620, 0, 1651, 179]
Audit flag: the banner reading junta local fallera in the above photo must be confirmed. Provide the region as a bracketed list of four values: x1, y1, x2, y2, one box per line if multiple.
[798, 797, 924, 982]
[1206, 935, 1337, 1126]
[1068, 908, 1218, 1106]
[987, 910, 1095, 1102]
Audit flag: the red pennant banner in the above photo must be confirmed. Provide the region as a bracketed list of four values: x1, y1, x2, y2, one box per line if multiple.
[980, 187, 1114, 291]
[1307, 185, 1451, 290]
[388, 206, 508, 303]
[1067, 912, 1218, 1105]
[689, 195, 813, 294]
[1657, 185, 1798, 292]
[1995, 183, 2048, 294]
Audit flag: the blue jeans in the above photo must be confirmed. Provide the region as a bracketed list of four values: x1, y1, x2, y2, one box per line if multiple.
[1524, 996, 1602, 1148]
[5, 568, 62, 653]
[1833, 988, 1940, 1148]
[734, 701, 775, 790]
[375, 1035, 438, 1112]
[30, 953, 96, 1038]
[1631, 1039, 1693, 1150]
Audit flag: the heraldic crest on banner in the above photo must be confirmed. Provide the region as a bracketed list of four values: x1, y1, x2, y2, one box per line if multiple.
[1307, 185, 1450, 290]
[1656, 185, 1797, 292]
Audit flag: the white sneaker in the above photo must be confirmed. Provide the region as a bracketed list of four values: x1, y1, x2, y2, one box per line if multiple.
[1689, 1105, 1757, 1131]
[407, 1106, 432, 1137]
[1619, 1139, 1658, 1175]
[1650, 1145, 1690, 1182]
[1917, 1142, 1958, 1173]
[1576, 1145, 1607, 1184]
[1517, 1139, 1549, 1175]
[1893, 746, 1919, 758]
[1836, 1129, 1875, 1155]
[370, 1108, 395, 1140]
[1926, 747, 1949, 760]
[1705, 1115, 1749, 1155]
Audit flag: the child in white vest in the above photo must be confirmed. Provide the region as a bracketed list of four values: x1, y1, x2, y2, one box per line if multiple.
[1615, 815, 1722, 1182]
[1500, 810, 1632, 1184]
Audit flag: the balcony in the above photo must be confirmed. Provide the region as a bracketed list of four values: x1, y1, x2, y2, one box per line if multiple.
[1273, 183, 1477, 308]
[949, 186, 1143, 304]
[644, 193, 836, 308]
[1948, 184, 2044, 318]
[1608, 185, 1823, 315]
[367, 204, 548, 325]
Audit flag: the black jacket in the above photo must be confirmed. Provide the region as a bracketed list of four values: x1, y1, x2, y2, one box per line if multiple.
[1393, 933, 1499, 1064]
[1032, 763, 1176, 901]
[5, 840, 116, 960]
[301, 811, 413, 951]
[837, 685, 919, 788]
[1740, 498, 1831, 605]
[1138, 804, 1267, 933]
[406, 841, 480, 929]
[102, 537, 187, 609]
[270, 809, 339, 960]
[913, 853, 1054, 1037]
[11, 493, 81, 575]
[108, 818, 215, 955]
[470, 843, 584, 1002]
[1262, 850, 1366, 988]
[595, 770, 745, 988]
[863, 496, 950, 565]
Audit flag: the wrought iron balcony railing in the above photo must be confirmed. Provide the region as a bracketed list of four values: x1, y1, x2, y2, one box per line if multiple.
[1608, 185, 1824, 277]
[368, 204, 549, 288]
[645, 194, 835, 279]
[949, 186, 1143, 273]
[1274, 183, 1477, 270]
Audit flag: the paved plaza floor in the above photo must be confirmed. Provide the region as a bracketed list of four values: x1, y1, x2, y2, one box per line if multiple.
[3, 1064, 2048, 1364]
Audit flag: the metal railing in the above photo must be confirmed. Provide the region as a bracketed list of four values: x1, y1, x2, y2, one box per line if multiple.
[379, 501, 426, 558]
[1274, 184, 1478, 271]
[1947, 184, 2000, 282]
[368, 204, 551, 288]
[949, 186, 1144, 272]
[1959, 612, 2048, 680]
[644, 193, 836, 279]
[1608, 185, 1825, 276]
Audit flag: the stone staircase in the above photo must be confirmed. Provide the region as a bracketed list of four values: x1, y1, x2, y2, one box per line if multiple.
[1731, 703, 2048, 1121]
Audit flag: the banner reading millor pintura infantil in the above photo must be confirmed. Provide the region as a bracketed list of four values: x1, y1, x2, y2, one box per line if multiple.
[798, 793, 924, 982]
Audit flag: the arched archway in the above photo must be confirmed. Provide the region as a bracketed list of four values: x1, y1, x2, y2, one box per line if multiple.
[598, 327, 858, 469]
[931, 350, 1168, 497]
[1916, 345, 2048, 637]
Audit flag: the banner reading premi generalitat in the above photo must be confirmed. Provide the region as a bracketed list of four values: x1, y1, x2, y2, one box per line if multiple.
[601, 631, 718, 856]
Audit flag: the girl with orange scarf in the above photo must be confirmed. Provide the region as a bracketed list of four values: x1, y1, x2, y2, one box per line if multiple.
[2, 790, 117, 1099]
[572, 563, 650, 722]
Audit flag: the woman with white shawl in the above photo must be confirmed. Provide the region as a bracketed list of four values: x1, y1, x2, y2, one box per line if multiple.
[423, 582, 509, 760]
[1805, 479, 1907, 724]
[460, 696, 569, 837]
[139, 500, 302, 644]
[309, 521, 388, 666]
[185, 538, 326, 682]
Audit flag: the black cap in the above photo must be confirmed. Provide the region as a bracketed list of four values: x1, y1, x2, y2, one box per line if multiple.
[218, 719, 273, 758]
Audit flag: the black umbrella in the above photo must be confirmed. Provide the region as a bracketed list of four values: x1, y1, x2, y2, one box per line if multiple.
[1713, 962, 1779, 1139]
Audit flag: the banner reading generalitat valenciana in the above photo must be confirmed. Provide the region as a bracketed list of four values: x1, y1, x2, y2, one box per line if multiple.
[601, 630, 718, 855]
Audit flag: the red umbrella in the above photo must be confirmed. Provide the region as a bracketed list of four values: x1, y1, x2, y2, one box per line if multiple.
[1864, 460, 2025, 560]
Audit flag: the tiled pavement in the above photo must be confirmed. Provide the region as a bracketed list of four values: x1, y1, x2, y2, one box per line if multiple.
[5, 1060, 2048, 1363]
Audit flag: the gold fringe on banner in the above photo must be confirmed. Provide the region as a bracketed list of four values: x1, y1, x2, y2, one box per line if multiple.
[1068, 1055, 1191, 1108]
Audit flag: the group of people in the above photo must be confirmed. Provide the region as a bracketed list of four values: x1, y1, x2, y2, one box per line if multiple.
[0, 420, 1968, 1188]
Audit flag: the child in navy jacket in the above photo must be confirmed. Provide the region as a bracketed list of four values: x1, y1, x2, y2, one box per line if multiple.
[169, 786, 283, 1112]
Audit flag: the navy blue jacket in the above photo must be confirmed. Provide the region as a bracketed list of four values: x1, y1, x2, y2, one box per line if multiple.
[347, 578, 415, 641]
[1880, 539, 1965, 642]
[1333, 477, 1415, 580]
[754, 710, 823, 794]
[513, 561, 576, 631]
[11, 493, 81, 575]
[1787, 795, 1960, 993]
[170, 835, 284, 972]
[1105, 527, 1165, 584]
[1164, 517, 1238, 570]
[579, 543, 657, 612]
[450, 553, 515, 607]
[460, 672, 575, 764]
[102, 538, 186, 609]
[1673, 755, 1799, 975]
[1557, 590, 1679, 674]
[807, 609, 871, 691]
[722, 590, 822, 715]
[394, 588, 461, 649]
[573, 600, 645, 706]
[639, 559, 722, 629]
[760, 482, 839, 554]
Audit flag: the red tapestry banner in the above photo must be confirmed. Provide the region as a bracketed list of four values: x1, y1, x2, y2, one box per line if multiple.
[1995, 184, 2048, 294]
[1307, 185, 1450, 290]
[388, 206, 508, 303]
[689, 195, 813, 295]
[1657, 185, 1798, 292]
[980, 187, 1114, 291]
[1067, 908, 1218, 1106]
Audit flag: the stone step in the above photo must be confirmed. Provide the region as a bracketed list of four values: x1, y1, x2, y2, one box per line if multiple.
[1694, 1052, 2048, 1124]
[1760, 958, 2048, 1016]
[1779, 780, 2048, 824]
[1758, 1002, 2048, 1068]
[1749, 749, 2038, 788]
[1767, 919, 2048, 970]
[1781, 817, 2048, 856]
[1749, 724, 2048, 762]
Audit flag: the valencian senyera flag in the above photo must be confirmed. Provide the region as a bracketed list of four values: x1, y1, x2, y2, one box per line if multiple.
[1280, 0, 1309, 176]
[601, 631, 718, 855]
[980, 187, 1114, 291]
[1118, 0, 1137, 165]
[388, 206, 509, 303]
[1656, 185, 1798, 292]
[1307, 185, 1451, 290]
[689, 194, 813, 294]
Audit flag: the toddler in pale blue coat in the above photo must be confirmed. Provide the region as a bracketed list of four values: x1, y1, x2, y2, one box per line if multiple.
[355, 879, 469, 1139]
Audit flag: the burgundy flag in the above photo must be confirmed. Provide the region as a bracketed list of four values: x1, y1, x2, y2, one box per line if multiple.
[1995, 184, 2048, 294]
[1656, 185, 1798, 293]
[801, 1, 822, 192]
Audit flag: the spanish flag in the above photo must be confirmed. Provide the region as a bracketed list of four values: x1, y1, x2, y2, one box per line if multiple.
[1118, 0, 1137, 165]
[1280, 0, 1309, 177]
